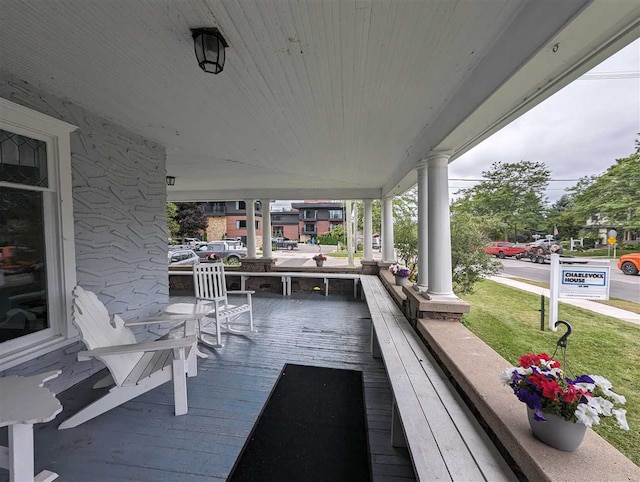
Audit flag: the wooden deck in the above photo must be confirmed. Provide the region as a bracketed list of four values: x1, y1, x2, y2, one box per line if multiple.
[1, 293, 415, 481]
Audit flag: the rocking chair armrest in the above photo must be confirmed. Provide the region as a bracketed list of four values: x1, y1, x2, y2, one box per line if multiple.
[77, 335, 197, 361]
[227, 290, 255, 295]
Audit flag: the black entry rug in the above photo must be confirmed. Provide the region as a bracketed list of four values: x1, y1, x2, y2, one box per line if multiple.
[228, 363, 372, 482]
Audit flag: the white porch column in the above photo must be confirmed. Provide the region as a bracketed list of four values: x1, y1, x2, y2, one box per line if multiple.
[426, 152, 455, 298]
[416, 160, 428, 291]
[363, 199, 373, 261]
[261, 199, 272, 259]
[245, 199, 257, 258]
[346, 200, 354, 267]
[381, 196, 395, 263]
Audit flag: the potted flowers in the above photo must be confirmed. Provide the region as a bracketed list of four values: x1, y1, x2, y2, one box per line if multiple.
[313, 253, 327, 267]
[501, 352, 628, 451]
[389, 263, 412, 286]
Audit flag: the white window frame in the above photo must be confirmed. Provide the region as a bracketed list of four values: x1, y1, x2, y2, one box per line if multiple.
[0, 97, 78, 371]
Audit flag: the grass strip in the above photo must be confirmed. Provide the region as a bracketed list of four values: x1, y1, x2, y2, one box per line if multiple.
[460, 279, 640, 466]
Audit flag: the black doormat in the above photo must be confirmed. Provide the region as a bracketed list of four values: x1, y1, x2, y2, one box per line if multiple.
[228, 364, 372, 482]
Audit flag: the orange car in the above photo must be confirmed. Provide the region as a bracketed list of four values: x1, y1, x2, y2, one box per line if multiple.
[618, 253, 640, 276]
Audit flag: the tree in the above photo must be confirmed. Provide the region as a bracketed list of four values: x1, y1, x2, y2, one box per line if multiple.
[393, 188, 418, 270]
[545, 195, 581, 240]
[167, 202, 180, 241]
[452, 161, 551, 241]
[569, 152, 640, 236]
[174, 202, 207, 241]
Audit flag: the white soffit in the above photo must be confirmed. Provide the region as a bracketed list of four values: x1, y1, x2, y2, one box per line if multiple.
[0, 1, 637, 201]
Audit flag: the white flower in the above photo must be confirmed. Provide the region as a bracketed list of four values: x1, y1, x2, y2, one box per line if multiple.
[612, 408, 630, 431]
[500, 369, 513, 385]
[603, 388, 626, 405]
[590, 375, 613, 390]
[588, 396, 614, 416]
[574, 382, 595, 392]
[575, 403, 601, 427]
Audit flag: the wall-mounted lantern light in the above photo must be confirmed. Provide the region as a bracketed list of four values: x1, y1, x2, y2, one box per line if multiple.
[166, 176, 176, 186]
[191, 27, 228, 74]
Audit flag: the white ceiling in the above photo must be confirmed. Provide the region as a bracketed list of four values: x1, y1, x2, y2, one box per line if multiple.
[1, 1, 638, 201]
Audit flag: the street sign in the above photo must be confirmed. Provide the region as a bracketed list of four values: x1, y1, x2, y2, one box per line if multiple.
[608, 236, 617, 245]
[608, 229, 617, 239]
[549, 255, 610, 330]
[559, 266, 610, 300]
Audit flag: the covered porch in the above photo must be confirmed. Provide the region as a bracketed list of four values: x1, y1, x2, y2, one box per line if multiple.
[1, 1, 640, 481]
[8, 293, 416, 481]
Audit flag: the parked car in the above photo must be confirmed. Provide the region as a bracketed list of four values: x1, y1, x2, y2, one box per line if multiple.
[195, 241, 247, 264]
[618, 253, 640, 275]
[271, 237, 298, 250]
[168, 249, 199, 266]
[483, 241, 527, 259]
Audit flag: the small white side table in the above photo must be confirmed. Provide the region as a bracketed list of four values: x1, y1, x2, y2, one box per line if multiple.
[0, 370, 62, 482]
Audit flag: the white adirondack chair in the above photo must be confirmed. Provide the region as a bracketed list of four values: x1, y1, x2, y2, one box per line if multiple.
[164, 262, 256, 348]
[58, 285, 199, 430]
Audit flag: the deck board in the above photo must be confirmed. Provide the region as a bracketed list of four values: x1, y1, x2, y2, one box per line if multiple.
[1, 292, 414, 481]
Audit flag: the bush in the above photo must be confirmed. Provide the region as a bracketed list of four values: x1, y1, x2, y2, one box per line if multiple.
[316, 233, 344, 245]
[450, 212, 501, 294]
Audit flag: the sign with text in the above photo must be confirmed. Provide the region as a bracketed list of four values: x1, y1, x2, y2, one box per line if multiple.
[559, 266, 610, 300]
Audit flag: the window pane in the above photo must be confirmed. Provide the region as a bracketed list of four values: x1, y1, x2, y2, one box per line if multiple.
[0, 129, 49, 187]
[0, 187, 48, 343]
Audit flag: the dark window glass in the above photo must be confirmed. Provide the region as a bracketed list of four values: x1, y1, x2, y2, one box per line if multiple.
[0, 129, 48, 188]
[0, 187, 48, 343]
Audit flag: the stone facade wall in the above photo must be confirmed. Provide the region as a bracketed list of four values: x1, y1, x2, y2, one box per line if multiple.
[0, 73, 168, 392]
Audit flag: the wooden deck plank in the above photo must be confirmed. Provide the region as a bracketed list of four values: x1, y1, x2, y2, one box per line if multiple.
[3, 292, 414, 482]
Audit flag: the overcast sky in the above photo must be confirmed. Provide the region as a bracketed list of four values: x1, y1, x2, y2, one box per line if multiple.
[449, 38, 640, 204]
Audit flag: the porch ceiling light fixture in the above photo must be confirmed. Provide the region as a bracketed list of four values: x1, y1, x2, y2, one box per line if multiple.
[191, 27, 228, 74]
[166, 176, 176, 186]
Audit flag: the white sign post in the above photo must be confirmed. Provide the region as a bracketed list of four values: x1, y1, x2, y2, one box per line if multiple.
[549, 254, 610, 331]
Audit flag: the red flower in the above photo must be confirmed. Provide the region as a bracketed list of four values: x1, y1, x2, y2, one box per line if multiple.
[518, 353, 560, 369]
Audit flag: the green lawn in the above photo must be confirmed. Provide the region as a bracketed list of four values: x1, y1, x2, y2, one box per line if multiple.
[460, 280, 640, 466]
[326, 251, 363, 258]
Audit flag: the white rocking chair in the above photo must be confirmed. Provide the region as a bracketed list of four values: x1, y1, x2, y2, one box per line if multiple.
[58, 285, 199, 430]
[164, 262, 256, 348]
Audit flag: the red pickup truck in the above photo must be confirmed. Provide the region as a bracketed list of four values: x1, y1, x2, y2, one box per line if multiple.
[483, 241, 527, 259]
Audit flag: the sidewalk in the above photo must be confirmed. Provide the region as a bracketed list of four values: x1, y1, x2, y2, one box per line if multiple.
[490, 276, 640, 326]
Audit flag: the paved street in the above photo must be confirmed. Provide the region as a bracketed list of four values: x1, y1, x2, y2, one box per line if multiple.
[498, 257, 640, 303]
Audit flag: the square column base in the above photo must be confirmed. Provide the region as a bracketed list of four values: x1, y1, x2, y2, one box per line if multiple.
[239, 258, 275, 272]
[403, 286, 470, 324]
